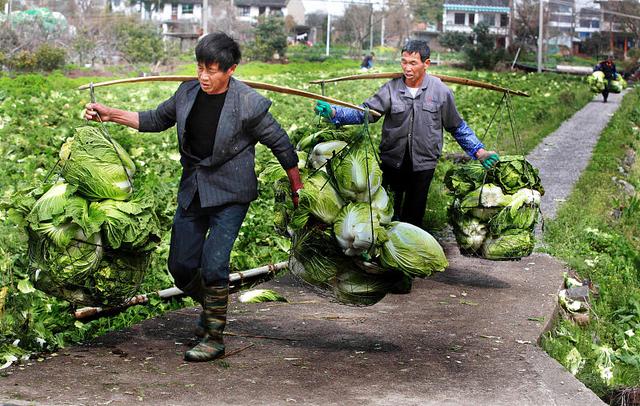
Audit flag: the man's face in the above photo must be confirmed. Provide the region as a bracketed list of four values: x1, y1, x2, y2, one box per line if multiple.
[197, 62, 237, 94]
[400, 51, 430, 85]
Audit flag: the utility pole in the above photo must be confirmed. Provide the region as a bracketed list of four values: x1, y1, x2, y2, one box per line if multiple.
[380, 0, 385, 47]
[326, 12, 331, 56]
[537, 0, 544, 72]
[7, 0, 12, 26]
[369, 2, 374, 52]
[202, 0, 209, 34]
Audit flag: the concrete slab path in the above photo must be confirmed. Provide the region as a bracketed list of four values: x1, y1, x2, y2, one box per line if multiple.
[0, 92, 628, 406]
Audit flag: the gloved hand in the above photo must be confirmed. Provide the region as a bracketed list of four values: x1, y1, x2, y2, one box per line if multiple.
[481, 153, 500, 169]
[286, 166, 304, 209]
[314, 100, 334, 119]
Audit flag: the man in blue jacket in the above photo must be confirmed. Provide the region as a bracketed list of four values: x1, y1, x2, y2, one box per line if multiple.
[85, 32, 303, 362]
[315, 40, 499, 228]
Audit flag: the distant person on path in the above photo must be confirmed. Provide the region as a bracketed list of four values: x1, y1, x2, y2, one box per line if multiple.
[594, 54, 617, 103]
[360, 52, 375, 71]
[314, 40, 499, 228]
[84, 32, 303, 363]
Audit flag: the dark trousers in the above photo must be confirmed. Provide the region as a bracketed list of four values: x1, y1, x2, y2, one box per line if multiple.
[381, 154, 435, 228]
[168, 194, 249, 287]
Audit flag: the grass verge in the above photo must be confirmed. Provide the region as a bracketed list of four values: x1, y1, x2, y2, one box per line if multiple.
[541, 88, 640, 398]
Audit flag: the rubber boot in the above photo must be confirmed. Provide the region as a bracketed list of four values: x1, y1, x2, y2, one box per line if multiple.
[184, 285, 228, 362]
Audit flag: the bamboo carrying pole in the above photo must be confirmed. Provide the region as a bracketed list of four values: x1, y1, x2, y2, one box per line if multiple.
[78, 76, 381, 117]
[73, 261, 289, 319]
[309, 72, 530, 98]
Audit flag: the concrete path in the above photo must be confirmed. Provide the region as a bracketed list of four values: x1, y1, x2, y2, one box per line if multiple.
[528, 90, 628, 220]
[0, 92, 627, 405]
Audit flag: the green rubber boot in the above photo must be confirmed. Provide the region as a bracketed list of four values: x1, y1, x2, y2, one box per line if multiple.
[184, 285, 228, 362]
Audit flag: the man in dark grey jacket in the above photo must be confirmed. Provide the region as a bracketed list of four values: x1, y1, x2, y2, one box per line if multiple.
[85, 32, 303, 362]
[315, 40, 499, 227]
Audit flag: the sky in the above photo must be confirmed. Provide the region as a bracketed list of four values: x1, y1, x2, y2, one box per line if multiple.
[302, 0, 385, 16]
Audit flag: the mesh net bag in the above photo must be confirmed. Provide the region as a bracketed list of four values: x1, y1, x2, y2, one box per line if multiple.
[28, 229, 151, 306]
[269, 121, 446, 305]
[445, 156, 544, 260]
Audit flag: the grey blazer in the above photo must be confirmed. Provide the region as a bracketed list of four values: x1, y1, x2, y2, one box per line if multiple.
[138, 77, 298, 209]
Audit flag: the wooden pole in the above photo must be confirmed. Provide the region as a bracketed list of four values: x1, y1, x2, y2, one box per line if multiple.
[309, 72, 530, 97]
[73, 261, 289, 320]
[78, 76, 381, 117]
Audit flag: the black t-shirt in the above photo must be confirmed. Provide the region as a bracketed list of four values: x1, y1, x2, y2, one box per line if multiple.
[184, 89, 228, 160]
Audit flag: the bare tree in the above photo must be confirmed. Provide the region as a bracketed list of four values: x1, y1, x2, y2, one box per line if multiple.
[334, 4, 372, 54]
[513, 0, 544, 50]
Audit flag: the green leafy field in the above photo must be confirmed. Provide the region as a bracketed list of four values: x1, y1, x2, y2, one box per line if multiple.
[0, 61, 592, 366]
[542, 89, 640, 397]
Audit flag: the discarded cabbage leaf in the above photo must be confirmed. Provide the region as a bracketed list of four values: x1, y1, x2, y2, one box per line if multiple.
[239, 289, 288, 303]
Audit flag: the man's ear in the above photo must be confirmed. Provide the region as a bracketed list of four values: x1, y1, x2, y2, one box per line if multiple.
[424, 58, 431, 69]
[226, 64, 238, 75]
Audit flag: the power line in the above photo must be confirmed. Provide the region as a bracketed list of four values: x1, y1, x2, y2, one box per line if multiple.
[547, 0, 640, 20]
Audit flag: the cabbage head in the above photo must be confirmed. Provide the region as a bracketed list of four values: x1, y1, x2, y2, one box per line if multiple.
[60, 126, 136, 201]
[310, 141, 347, 169]
[608, 80, 623, 93]
[30, 227, 103, 284]
[494, 156, 544, 195]
[331, 145, 382, 202]
[460, 184, 510, 209]
[380, 222, 448, 277]
[333, 202, 380, 256]
[481, 229, 534, 260]
[489, 205, 539, 234]
[444, 162, 487, 197]
[299, 171, 344, 225]
[587, 72, 605, 93]
[452, 217, 487, 252]
[27, 182, 104, 236]
[370, 186, 394, 224]
[334, 269, 390, 306]
[90, 190, 161, 250]
[290, 228, 345, 286]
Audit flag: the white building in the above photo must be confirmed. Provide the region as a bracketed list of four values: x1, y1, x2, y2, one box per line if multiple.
[234, 0, 305, 24]
[442, 0, 510, 47]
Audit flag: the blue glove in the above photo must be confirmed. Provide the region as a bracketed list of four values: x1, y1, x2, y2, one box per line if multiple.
[314, 100, 334, 119]
[481, 153, 500, 169]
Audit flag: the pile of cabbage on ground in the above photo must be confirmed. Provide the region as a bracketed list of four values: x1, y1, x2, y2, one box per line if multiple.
[445, 156, 544, 260]
[587, 71, 627, 94]
[7, 126, 160, 306]
[264, 125, 448, 306]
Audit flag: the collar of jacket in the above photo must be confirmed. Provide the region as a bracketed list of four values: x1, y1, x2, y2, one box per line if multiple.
[398, 74, 431, 99]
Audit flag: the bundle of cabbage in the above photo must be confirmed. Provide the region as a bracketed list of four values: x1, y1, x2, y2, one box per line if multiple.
[9, 126, 161, 306]
[272, 134, 448, 306]
[445, 155, 544, 260]
[587, 71, 605, 93]
[607, 77, 625, 94]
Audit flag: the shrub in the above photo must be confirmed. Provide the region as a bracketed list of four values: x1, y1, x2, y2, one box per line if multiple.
[9, 50, 37, 72]
[439, 31, 470, 52]
[462, 23, 506, 70]
[35, 44, 66, 71]
[113, 19, 165, 65]
[245, 16, 288, 62]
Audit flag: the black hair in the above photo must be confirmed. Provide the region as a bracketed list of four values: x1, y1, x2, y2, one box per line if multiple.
[401, 40, 430, 62]
[195, 32, 241, 71]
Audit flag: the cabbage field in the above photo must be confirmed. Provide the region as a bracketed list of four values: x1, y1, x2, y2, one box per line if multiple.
[0, 61, 593, 367]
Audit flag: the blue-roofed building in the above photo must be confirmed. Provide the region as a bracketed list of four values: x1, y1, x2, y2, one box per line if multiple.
[442, 0, 510, 48]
